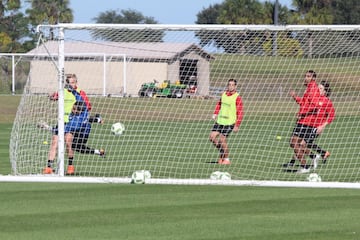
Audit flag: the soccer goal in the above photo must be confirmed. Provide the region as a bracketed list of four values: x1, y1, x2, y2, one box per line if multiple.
[7, 24, 360, 188]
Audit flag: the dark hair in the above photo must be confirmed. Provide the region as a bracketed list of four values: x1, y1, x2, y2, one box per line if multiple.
[307, 70, 317, 79]
[228, 79, 237, 85]
[320, 80, 331, 97]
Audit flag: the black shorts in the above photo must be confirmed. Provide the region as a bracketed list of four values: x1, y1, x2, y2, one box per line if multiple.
[292, 123, 317, 144]
[72, 131, 89, 145]
[211, 123, 234, 137]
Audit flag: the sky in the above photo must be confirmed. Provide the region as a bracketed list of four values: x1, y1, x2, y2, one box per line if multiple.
[69, 0, 293, 25]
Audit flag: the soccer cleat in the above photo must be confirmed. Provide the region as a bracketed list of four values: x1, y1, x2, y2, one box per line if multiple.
[298, 167, 311, 174]
[217, 159, 223, 164]
[43, 167, 53, 174]
[282, 162, 294, 168]
[313, 154, 321, 169]
[66, 165, 75, 175]
[95, 114, 103, 124]
[220, 159, 231, 165]
[99, 149, 106, 157]
[323, 151, 330, 164]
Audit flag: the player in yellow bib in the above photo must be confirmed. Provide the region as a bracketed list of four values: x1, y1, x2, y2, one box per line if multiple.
[210, 79, 244, 165]
[43, 74, 104, 175]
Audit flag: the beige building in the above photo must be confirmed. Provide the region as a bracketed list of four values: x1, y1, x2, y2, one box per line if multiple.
[27, 41, 213, 96]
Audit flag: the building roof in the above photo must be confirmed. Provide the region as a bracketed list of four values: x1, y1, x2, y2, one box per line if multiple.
[27, 41, 213, 61]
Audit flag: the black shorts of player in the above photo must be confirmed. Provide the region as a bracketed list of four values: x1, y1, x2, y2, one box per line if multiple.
[292, 123, 318, 144]
[52, 124, 68, 135]
[212, 123, 234, 137]
[52, 125, 59, 135]
[72, 131, 89, 146]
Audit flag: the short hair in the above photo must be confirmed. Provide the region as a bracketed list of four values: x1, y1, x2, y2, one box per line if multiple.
[307, 70, 317, 79]
[66, 74, 77, 83]
[320, 80, 331, 97]
[228, 79, 237, 85]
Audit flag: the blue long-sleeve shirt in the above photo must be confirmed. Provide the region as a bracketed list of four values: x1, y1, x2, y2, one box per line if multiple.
[64, 88, 91, 135]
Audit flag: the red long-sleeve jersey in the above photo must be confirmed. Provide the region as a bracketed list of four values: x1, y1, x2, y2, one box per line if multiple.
[294, 80, 320, 117]
[213, 91, 244, 127]
[298, 95, 335, 127]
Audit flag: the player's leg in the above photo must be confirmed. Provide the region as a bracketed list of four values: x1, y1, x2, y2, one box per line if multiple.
[283, 135, 300, 167]
[43, 134, 58, 174]
[72, 132, 105, 156]
[297, 139, 310, 172]
[307, 141, 330, 164]
[217, 125, 233, 165]
[218, 134, 230, 164]
[297, 126, 317, 173]
[283, 124, 302, 168]
[209, 124, 223, 163]
[65, 132, 75, 175]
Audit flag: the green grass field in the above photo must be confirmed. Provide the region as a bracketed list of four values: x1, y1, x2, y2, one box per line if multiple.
[1, 95, 360, 239]
[1, 183, 360, 240]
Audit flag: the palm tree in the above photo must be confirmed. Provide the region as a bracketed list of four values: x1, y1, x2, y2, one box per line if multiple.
[26, 0, 73, 40]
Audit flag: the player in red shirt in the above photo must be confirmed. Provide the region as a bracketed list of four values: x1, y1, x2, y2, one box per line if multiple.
[209, 79, 244, 165]
[306, 81, 335, 169]
[284, 70, 321, 171]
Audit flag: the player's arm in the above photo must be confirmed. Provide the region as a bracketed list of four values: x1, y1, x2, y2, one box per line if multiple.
[298, 83, 320, 117]
[79, 90, 92, 111]
[212, 99, 221, 120]
[290, 90, 302, 105]
[235, 96, 243, 128]
[49, 92, 58, 101]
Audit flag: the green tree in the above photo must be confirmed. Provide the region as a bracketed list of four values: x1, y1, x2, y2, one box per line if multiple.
[196, 4, 222, 24]
[195, 0, 291, 53]
[26, 0, 73, 40]
[218, 0, 268, 24]
[92, 9, 164, 42]
[289, 0, 333, 24]
[93, 9, 157, 24]
[331, 0, 360, 24]
[0, 0, 32, 52]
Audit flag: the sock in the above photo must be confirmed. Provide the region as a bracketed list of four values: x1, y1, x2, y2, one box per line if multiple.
[47, 160, 54, 168]
[309, 153, 316, 159]
[320, 150, 327, 158]
[68, 157, 74, 166]
[94, 149, 100, 155]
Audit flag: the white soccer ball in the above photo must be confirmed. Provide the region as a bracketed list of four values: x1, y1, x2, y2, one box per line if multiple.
[131, 170, 151, 184]
[210, 171, 222, 180]
[307, 173, 322, 182]
[111, 122, 125, 135]
[210, 171, 231, 180]
[219, 172, 231, 180]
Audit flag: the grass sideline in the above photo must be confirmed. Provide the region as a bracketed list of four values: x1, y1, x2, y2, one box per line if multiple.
[1, 95, 360, 239]
[0, 183, 360, 240]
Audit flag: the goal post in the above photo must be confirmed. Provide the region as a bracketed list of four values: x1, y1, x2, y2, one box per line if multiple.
[8, 24, 360, 187]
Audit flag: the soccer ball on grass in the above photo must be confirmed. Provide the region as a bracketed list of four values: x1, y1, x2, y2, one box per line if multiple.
[111, 122, 125, 135]
[131, 170, 151, 184]
[307, 173, 322, 182]
[210, 171, 231, 180]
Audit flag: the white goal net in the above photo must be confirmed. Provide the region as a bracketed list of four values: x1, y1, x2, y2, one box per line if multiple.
[8, 24, 360, 186]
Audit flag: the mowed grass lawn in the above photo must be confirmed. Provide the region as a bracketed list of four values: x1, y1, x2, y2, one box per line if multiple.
[1, 95, 360, 239]
[1, 183, 360, 240]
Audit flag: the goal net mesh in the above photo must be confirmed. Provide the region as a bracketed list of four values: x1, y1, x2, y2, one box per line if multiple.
[9, 24, 360, 183]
